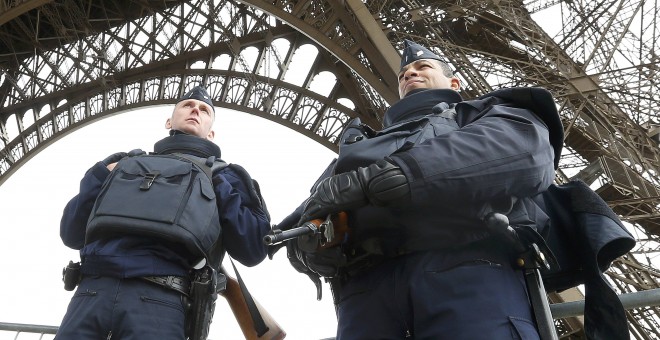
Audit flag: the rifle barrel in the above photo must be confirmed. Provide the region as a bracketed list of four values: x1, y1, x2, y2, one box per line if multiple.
[263, 222, 319, 245]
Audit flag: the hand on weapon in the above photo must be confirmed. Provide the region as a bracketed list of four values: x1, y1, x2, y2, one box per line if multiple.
[298, 159, 410, 224]
[483, 211, 556, 271]
[266, 212, 351, 300]
[286, 241, 324, 300]
[482, 211, 559, 340]
[289, 240, 346, 278]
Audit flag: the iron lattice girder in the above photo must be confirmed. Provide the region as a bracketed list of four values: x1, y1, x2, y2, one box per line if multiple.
[0, 0, 183, 67]
[0, 0, 394, 185]
[363, 0, 660, 231]
[237, 0, 401, 103]
[0, 0, 389, 120]
[2, 0, 660, 337]
[0, 64, 359, 184]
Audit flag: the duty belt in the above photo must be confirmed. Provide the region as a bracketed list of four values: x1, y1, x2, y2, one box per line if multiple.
[141, 276, 190, 296]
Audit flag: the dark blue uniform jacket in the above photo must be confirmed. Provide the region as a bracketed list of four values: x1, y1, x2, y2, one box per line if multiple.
[320, 87, 561, 256]
[60, 144, 271, 278]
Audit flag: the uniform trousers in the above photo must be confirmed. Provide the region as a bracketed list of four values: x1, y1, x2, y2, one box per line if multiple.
[335, 247, 541, 340]
[55, 276, 187, 340]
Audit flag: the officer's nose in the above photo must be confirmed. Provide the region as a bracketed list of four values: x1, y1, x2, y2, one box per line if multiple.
[403, 68, 418, 81]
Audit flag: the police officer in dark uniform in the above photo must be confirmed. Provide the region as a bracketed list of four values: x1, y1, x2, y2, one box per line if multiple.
[282, 40, 563, 339]
[56, 86, 271, 340]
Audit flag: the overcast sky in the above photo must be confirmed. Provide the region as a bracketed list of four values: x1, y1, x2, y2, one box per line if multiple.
[0, 106, 340, 340]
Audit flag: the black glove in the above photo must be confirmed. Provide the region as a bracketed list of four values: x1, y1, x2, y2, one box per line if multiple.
[299, 159, 409, 224]
[286, 240, 323, 300]
[302, 246, 346, 278]
[101, 152, 128, 166]
[286, 239, 347, 300]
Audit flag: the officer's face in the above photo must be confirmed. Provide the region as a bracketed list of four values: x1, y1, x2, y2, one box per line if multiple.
[166, 99, 215, 140]
[398, 59, 460, 98]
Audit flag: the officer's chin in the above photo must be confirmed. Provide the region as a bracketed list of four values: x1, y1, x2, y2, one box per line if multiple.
[170, 126, 204, 139]
[403, 87, 431, 98]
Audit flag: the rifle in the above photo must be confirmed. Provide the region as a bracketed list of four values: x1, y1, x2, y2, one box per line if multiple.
[218, 267, 286, 340]
[263, 212, 349, 251]
[484, 212, 558, 340]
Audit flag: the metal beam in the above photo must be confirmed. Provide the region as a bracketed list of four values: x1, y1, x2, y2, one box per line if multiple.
[551, 288, 660, 319]
[344, 0, 400, 77]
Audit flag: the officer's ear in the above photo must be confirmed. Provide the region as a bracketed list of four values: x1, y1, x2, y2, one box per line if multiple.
[206, 129, 215, 141]
[450, 77, 461, 91]
[165, 118, 173, 130]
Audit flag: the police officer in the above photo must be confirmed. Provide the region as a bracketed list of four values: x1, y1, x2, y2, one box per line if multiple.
[56, 86, 271, 340]
[282, 40, 563, 339]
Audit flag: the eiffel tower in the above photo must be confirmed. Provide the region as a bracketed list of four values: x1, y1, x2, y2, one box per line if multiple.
[1, 1, 659, 338]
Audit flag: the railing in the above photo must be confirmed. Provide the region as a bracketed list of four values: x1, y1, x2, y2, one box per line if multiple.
[550, 288, 660, 319]
[0, 322, 57, 339]
[2, 289, 660, 339]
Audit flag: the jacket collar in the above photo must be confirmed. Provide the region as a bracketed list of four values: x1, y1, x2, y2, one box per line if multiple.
[154, 131, 221, 158]
[383, 89, 463, 127]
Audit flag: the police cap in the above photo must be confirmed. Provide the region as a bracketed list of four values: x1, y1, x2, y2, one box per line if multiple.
[178, 85, 215, 113]
[400, 39, 448, 71]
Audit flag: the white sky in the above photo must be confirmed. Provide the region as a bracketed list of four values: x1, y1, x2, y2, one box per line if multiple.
[0, 106, 340, 340]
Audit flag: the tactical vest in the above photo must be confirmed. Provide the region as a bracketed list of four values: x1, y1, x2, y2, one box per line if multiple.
[85, 136, 227, 262]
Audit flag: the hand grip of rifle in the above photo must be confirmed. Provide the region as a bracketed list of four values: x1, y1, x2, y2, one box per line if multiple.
[484, 212, 526, 254]
[263, 220, 321, 245]
[484, 212, 550, 270]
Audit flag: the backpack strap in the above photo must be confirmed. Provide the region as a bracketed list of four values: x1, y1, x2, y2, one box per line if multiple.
[209, 157, 229, 176]
[173, 153, 229, 181]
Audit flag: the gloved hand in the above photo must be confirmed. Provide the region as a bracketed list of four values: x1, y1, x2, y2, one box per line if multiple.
[298, 159, 410, 224]
[101, 152, 128, 167]
[286, 239, 347, 300]
[286, 240, 324, 300]
[301, 246, 346, 278]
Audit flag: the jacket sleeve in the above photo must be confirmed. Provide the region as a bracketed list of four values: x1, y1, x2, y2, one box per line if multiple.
[215, 165, 272, 267]
[60, 162, 111, 249]
[388, 98, 556, 211]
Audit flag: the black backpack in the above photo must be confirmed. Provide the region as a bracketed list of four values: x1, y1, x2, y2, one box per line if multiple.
[85, 149, 228, 261]
[535, 179, 635, 340]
